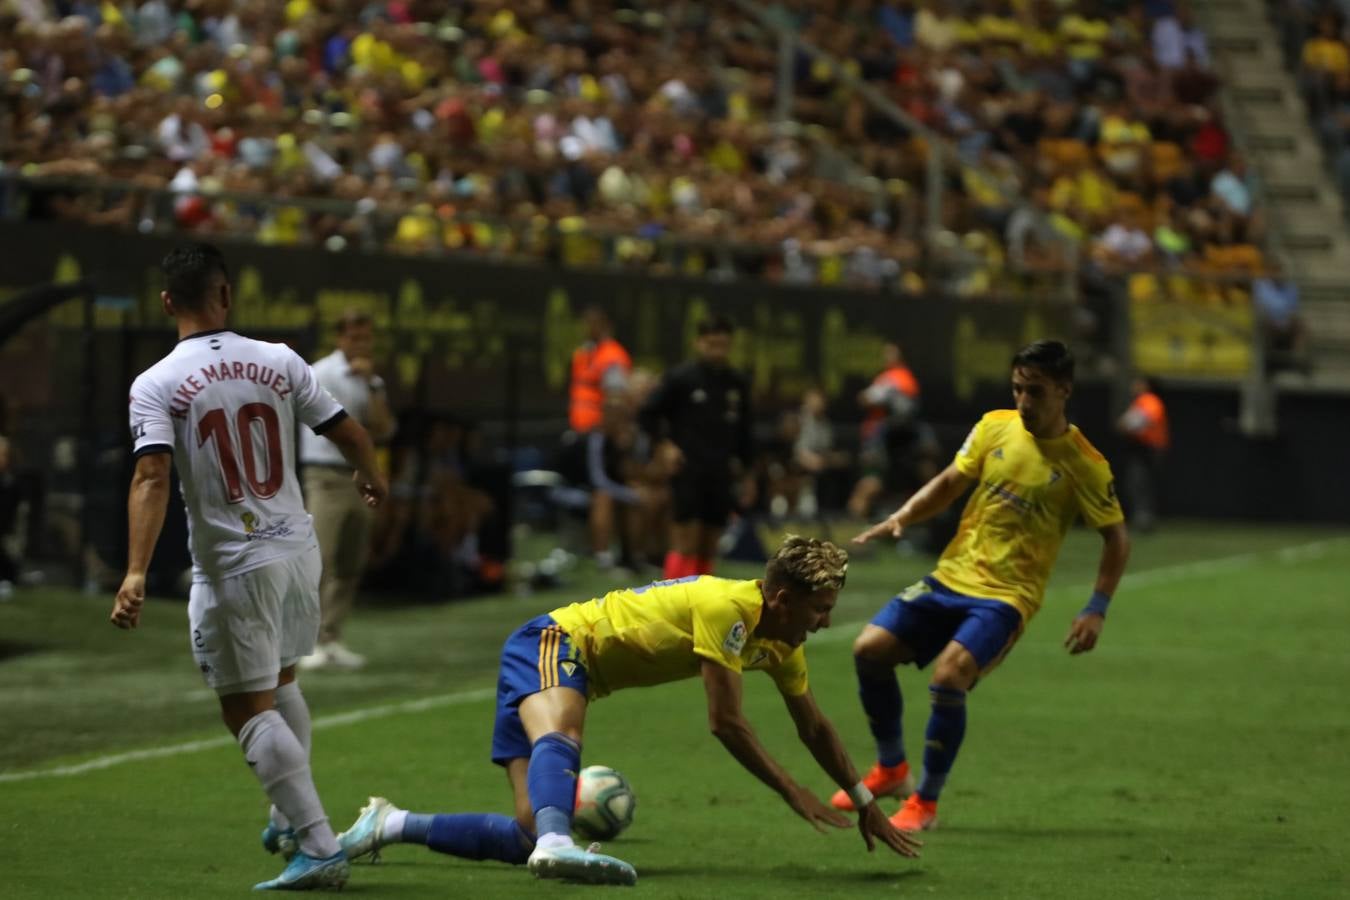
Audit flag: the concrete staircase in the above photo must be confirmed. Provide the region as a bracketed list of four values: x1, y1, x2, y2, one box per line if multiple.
[1196, 0, 1350, 386]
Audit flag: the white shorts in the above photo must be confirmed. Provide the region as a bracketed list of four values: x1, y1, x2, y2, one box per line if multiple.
[188, 547, 322, 694]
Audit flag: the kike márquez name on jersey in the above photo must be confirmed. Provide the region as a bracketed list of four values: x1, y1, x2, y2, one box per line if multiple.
[129, 330, 345, 582]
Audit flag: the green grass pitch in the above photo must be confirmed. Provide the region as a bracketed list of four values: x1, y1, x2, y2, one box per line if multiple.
[2, 521, 1348, 898]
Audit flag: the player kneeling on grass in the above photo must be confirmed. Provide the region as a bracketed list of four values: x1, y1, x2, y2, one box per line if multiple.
[337, 536, 921, 885]
[835, 340, 1131, 832]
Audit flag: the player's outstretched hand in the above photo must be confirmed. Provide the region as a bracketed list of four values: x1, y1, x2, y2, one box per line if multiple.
[353, 470, 389, 508]
[785, 785, 852, 833]
[852, 513, 903, 545]
[110, 574, 146, 630]
[1064, 613, 1104, 655]
[857, 802, 922, 858]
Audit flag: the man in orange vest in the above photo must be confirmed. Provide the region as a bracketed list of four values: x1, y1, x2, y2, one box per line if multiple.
[569, 307, 632, 434]
[1116, 376, 1169, 533]
[848, 342, 924, 519]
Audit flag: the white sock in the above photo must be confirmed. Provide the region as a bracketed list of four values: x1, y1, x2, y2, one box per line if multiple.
[383, 808, 408, 843]
[238, 710, 340, 859]
[536, 832, 575, 851]
[269, 681, 313, 830]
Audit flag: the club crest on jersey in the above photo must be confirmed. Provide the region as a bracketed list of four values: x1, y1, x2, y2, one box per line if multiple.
[723, 621, 748, 655]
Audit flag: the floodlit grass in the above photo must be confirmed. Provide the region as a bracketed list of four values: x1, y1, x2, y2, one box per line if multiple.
[3, 521, 1348, 898]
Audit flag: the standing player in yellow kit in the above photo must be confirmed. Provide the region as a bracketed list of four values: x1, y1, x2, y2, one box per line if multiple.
[338, 537, 920, 885]
[834, 340, 1131, 831]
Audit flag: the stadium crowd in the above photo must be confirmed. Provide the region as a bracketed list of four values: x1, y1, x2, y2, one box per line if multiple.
[1284, 0, 1350, 206]
[0, 0, 1268, 294]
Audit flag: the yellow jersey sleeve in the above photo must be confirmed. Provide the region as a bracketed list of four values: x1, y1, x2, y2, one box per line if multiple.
[1069, 434, 1125, 528]
[691, 590, 752, 674]
[953, 411, 1002, 478]
[764, 646, 809, 697]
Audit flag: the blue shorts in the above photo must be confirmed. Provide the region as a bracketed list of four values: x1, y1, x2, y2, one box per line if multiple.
[871, 576, 1024, 673]
[491, 614, 589, 766]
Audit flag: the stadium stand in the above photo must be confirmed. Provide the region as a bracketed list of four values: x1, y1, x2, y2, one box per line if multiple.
[0, 0, 1283, 301]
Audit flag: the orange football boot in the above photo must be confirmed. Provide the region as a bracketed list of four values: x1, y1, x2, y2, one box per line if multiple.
[830, 761, 913, 811]
[890, 793, 938, 832]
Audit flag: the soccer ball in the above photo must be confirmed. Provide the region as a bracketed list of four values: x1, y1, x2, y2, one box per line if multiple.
[573, 765, 636, 841]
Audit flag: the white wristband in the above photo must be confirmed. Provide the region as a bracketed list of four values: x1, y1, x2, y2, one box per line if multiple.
[847, 781, 874, 808]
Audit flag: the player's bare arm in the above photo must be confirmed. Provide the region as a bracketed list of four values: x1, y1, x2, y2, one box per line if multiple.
[700, 659, 849, 833]
[1065, 521, 1131, 655]
[854, 463, 974, 544]
[110, 451, 172, 630]
[322, 416, 389, 507]
[783, 689, 922, 857]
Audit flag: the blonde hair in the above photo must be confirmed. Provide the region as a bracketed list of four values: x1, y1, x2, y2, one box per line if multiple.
[765, 535, 848, 594]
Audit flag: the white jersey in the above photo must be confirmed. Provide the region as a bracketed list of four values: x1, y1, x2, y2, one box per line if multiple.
[129, 329, 346, 582]
[298, 348, 383, 466]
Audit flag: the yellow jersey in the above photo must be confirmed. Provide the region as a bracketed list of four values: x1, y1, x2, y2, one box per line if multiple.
[935, 410, 1123, 620]
[548, 576, 808, 700]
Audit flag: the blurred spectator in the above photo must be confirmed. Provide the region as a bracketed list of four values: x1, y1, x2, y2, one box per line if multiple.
[377, 414, 498, 597]
[568, 305, 631, 434]
[1116, 376, 1169, 534]
[560, 397, 661, 573]
[1251, 262, 1307, 374]
[1152, 5, 1210, 71]
[788, 386, 851, 517]
[1301, 13, 1349, 83]
[1092, 207, 1155, 272]
[848, 341, 924, 519]
[299, 309, 396, 671]
[1210, 153, 1252, 219]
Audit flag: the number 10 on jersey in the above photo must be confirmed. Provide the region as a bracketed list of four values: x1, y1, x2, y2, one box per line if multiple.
[197, 404, 284, 502]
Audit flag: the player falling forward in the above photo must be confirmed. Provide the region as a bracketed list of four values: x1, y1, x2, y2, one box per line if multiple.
[337, 537, 920, 885]
[834, 340, 1130, 831]
[110, 243, 388, 891]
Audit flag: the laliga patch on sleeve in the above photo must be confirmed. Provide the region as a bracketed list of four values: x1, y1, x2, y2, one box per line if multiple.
[723, 621, 748, 656]
[958, 427, 976, 457]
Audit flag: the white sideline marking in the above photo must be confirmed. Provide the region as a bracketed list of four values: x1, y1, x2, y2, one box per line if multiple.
[0, 688, 495, 784]
[2, 537, 1345, 784]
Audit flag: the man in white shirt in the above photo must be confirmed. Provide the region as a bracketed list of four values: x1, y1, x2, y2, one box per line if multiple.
[298, 309, 395, 671]
[110, 243, 388, 891]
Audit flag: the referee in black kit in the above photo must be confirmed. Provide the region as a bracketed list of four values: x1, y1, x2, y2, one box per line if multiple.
[640, 315, 753, 579]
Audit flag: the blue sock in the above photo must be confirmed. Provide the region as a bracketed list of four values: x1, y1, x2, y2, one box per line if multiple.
[856, 656, 906, 767]
[404, 813, 534, 865]
[401, 813, 435, 844]
[918, 685, 967, 802]
[528, 732, 582, 838]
